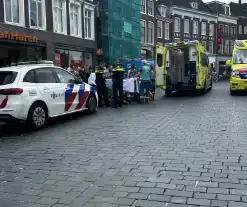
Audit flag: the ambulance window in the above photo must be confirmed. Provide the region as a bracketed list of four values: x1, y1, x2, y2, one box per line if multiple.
[157, 54, 163, 67]
[200, 53, 209, 67]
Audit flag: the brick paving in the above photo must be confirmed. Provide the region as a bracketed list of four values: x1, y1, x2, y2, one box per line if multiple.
[0, 82, 247, 207]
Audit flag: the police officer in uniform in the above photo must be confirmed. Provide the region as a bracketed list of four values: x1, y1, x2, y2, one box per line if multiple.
[95, 64, 110, 107]
[112, 60, 125, 108]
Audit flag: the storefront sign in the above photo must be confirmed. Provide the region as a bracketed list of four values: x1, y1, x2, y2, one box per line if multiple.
[0, 32, 38, 42]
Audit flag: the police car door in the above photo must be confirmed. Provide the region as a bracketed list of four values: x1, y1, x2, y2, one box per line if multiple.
[35, 68, 63, 116]
[53, 68, 80, 113]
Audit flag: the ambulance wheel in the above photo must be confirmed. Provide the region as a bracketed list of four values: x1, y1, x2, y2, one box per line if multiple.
[165, 89, 172, 97]
[208, 79, 212, 91]
[230, 90, 236, 96]
[203, 80, 207, 93]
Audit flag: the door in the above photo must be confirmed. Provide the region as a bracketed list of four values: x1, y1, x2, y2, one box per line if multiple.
[200, 53, 210, 88]
[53, 68, 80, 113]
[35, 68, 63, 116]
[155, 45, 166, 87]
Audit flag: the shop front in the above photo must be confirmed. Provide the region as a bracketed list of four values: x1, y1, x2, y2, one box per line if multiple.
[0, 31, 46, 68]
[54, 47, 94, 69]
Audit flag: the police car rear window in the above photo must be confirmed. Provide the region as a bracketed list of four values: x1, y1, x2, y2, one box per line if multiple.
[0, 72, 18, 85]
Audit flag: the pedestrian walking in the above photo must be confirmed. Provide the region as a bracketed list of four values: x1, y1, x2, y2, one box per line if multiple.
[112, 60, 125, 108]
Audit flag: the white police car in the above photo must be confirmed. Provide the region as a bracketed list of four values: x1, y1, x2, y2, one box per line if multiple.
[0, 61, 98, 128]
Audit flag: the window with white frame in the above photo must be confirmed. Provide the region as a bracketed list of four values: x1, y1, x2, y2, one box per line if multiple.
[221, 39, 224, 54]
[224, 25, 228, 35]
[141, 20, 146, 43]
[230, 40, 234, 52]
[158, 6, 166, 17]
[165, 22, 169, 40]
[84, 8, 94, 39]
[208, 41, 213, 54]
[174, 17, 180, 32]
[193, 20, 198, 34]
[225, 6, 230, 15]
[53, 0, 67, 34]
[157, 20, 162, 38]
[239, 24, 242, 34]
[201, 22, 206, 35]
[209, 23, 214, 36]
[70, 2, 81, 37]
[141, 0, 146, 13]
[4, 0, 25, 26]
[231, 26, 235, 36]
[184, 19, 189, 34]
[29, 0, 46, 29]
[147, 22, 154, 44]
[244, 26, 247, 34]
[191, 2, 198, 9]
[174, 38, 180, 43]
[202, 41, 207, 48]
[224, 40, 229, 54]
[147, 0, 154, 16]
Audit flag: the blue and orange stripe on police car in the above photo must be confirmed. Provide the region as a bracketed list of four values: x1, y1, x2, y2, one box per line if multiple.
[75, 84, 89, 110]
[65, 84, 77, 112]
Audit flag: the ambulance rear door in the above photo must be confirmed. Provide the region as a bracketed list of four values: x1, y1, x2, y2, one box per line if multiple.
[155, 45, 167, 87]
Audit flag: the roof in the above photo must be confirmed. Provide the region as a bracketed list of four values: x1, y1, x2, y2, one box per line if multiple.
[230, 2, 247, 17]
[156, 0, 213, 14]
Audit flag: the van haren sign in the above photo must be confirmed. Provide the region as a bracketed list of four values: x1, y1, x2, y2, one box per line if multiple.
[0, 32, 38, 42]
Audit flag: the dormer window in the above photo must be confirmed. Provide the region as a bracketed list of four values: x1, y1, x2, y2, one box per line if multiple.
[191, 2, 198, 9]
[225, 6, 230, 15]
[158, 6, 166, 17]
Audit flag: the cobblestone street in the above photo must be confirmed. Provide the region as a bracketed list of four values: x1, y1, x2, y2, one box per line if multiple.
[1, 82, 247, 207]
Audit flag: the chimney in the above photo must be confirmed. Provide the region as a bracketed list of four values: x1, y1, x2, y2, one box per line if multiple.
[239, 0, 241, 4]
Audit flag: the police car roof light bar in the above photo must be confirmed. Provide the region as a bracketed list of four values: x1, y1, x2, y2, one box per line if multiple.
[12, 60, 54, 66]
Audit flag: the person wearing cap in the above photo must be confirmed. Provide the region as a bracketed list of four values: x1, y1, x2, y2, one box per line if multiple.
[128, 65, 137, 78]
[138, 60, 152, 103]
[112, 60, 125, 108]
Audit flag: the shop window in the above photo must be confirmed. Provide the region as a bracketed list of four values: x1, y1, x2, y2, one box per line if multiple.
[54, 68, 78, 84]
[36, 68, 57, 83]
[4, 0, 25, 26]
[29, 0, 46, 30]
[23, 70, 36, 83]
[69, 51, 84, 68]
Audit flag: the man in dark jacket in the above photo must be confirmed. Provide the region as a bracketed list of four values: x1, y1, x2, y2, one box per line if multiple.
[112, 60, 125, 108]
[95, 65, 110, 107]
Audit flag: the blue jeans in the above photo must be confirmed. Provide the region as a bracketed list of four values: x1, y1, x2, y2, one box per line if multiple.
[139, 80, 151, 96]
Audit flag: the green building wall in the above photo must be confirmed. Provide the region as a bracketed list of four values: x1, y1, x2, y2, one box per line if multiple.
[98, 0, 141, 64]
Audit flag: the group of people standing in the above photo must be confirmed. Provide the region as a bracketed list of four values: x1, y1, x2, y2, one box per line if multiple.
[94, 60, 155, 108]
[64, 60, 155, 108]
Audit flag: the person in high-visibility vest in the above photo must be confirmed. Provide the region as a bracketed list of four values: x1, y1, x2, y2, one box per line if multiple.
[95, 65, 110, 107]
[112, 60, 125, 108]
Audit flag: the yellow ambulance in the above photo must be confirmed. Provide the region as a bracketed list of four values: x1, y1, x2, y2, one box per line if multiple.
[227, 40, 247, 95]
[155, 40, 213, 96]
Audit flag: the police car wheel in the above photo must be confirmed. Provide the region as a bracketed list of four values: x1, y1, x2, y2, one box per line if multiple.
[86, 95, 97, 114]
[27, 102, 48, 129]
